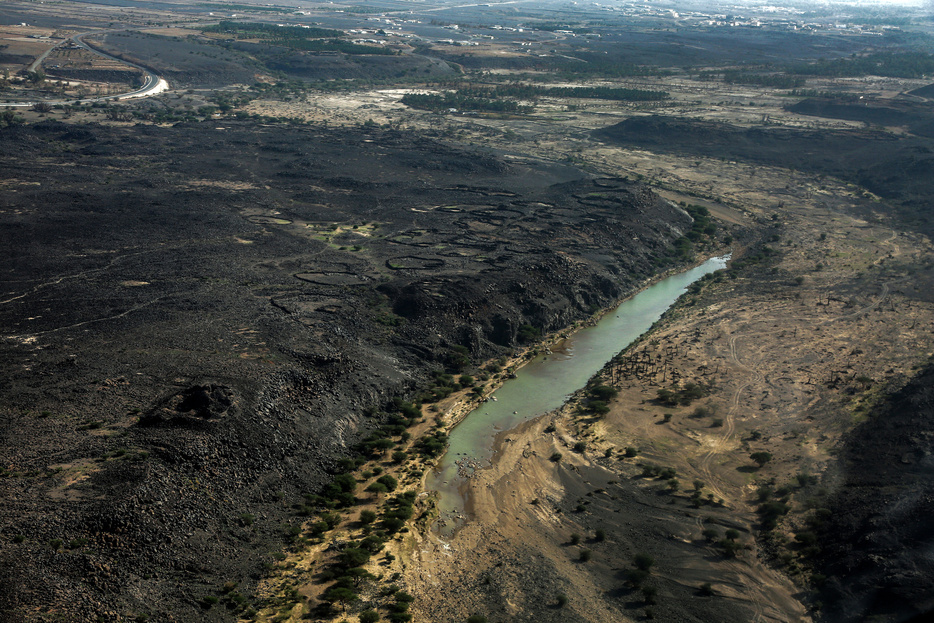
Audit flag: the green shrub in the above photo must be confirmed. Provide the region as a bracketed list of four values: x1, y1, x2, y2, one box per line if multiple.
[625, 568, 649, 587]
[366, 482, 389, 496]
[641, 585, 657, 605]
[360, 610, 380, 623]
[587, 400, 610, 415]
[590, 385, 619, 401]
[717, 538, 742, 558]
[634, 553, 655, 571]
[751, 451, 773, 467]
[517, 325, 539, 344]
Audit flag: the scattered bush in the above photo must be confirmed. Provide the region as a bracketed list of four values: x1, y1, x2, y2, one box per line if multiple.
[625, 568, 649, 587]
[360, 610, 380, 623]
[414, 431, 448, 458]
[641, 585, 657, 605]
[517, 325, 540, 344]
[376, 474, 398, 492]
[590, 384, 619, 401]
[366, 482, 389, 496]
[587, 400, 610, 415]
[717, 538, 743, 558]
[656, 382, 708, 406]
[633, 553, 655, 571]
[322, 586, 359, 611]
[750, 451, 773, 467]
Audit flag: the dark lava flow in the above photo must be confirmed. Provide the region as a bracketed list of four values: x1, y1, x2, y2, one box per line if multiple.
[0, 120, 704, 621]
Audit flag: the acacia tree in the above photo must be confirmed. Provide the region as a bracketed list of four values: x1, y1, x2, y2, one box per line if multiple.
[323, 586, 358, 612]
[750, 451, 773, 468]
[366, 482, 389, 497]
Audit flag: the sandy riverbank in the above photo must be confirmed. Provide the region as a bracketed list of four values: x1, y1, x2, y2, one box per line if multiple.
[404, 393, 808, 622]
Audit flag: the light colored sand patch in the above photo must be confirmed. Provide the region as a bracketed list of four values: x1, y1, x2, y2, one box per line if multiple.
[184, 179, 257, 190]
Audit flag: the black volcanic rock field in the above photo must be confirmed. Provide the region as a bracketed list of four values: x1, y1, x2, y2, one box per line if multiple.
[0, 120, 697, 621]
[817, 365, 934, 623]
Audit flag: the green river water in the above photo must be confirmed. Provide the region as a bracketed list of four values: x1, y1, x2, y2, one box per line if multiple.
[429, 255, 730, 533]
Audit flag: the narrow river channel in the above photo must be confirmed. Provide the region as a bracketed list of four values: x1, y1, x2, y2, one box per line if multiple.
[428, 255, 730, 533]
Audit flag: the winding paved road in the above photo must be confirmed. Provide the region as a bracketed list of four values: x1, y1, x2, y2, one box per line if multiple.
[1, 30, 168, 108]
